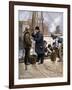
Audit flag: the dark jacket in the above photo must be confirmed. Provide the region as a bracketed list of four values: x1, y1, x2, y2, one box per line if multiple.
[32, 31, 44, 54]
[23, 31, 32, 49]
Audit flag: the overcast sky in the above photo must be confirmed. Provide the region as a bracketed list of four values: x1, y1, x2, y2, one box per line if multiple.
[18, 10, 63, 33]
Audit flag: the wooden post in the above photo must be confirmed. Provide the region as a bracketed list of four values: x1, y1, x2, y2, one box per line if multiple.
[41, 12, 44, 35]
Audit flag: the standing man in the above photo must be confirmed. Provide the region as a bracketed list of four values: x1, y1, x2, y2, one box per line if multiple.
[23, 27, 32, 70]
[32, 26, 44, 64]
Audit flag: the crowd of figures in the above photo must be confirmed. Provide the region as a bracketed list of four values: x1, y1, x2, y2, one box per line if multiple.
[19, 26, 63, 70]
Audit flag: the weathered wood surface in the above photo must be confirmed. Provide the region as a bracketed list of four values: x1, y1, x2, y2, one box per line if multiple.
[19, 59, 63, 79]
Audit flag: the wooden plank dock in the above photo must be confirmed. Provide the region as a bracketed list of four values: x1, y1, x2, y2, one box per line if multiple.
[19, 59, 63, 79]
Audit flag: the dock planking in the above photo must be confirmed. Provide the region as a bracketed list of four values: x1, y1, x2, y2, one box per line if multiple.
[19, 59, 63, 79]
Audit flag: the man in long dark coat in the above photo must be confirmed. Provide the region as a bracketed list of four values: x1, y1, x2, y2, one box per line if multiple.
[32, 26, 44, 64]
[23, 28, 32, 70]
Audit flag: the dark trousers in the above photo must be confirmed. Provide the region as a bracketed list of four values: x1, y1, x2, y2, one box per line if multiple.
[24, 48, 30, 65]
[37, 54, 44, 64]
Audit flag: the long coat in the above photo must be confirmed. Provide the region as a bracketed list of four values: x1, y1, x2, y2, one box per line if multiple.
[23, 31, 32, 49]
[32, 31, 44, 55]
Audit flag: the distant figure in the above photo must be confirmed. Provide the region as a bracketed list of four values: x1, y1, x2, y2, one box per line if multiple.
[23, 27, 32, 70]
[32, 26, 44, 64]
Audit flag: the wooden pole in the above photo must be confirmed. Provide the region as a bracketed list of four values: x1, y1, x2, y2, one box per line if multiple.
[41, 12, 44, 34]
[32, 12, 36, 32]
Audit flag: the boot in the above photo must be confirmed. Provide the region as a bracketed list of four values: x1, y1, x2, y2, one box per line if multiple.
[25, 65, 27, 70]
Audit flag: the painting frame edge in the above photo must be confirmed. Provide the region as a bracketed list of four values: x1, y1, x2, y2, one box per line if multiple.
[9, 1, 70, 89]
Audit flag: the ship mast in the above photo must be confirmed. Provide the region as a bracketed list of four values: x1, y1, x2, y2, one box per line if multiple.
[32, 11, 44, 35]
[41, 11, 44, 34]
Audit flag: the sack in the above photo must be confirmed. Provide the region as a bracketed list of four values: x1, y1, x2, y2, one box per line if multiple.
[30, 55, 37, 64]
[50, 51, 56, 62]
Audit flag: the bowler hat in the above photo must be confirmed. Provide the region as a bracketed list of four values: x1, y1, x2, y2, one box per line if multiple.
[35, 26, 40, 30]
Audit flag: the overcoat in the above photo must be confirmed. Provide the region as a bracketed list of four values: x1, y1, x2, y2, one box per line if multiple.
[32, 31, 44, 54]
